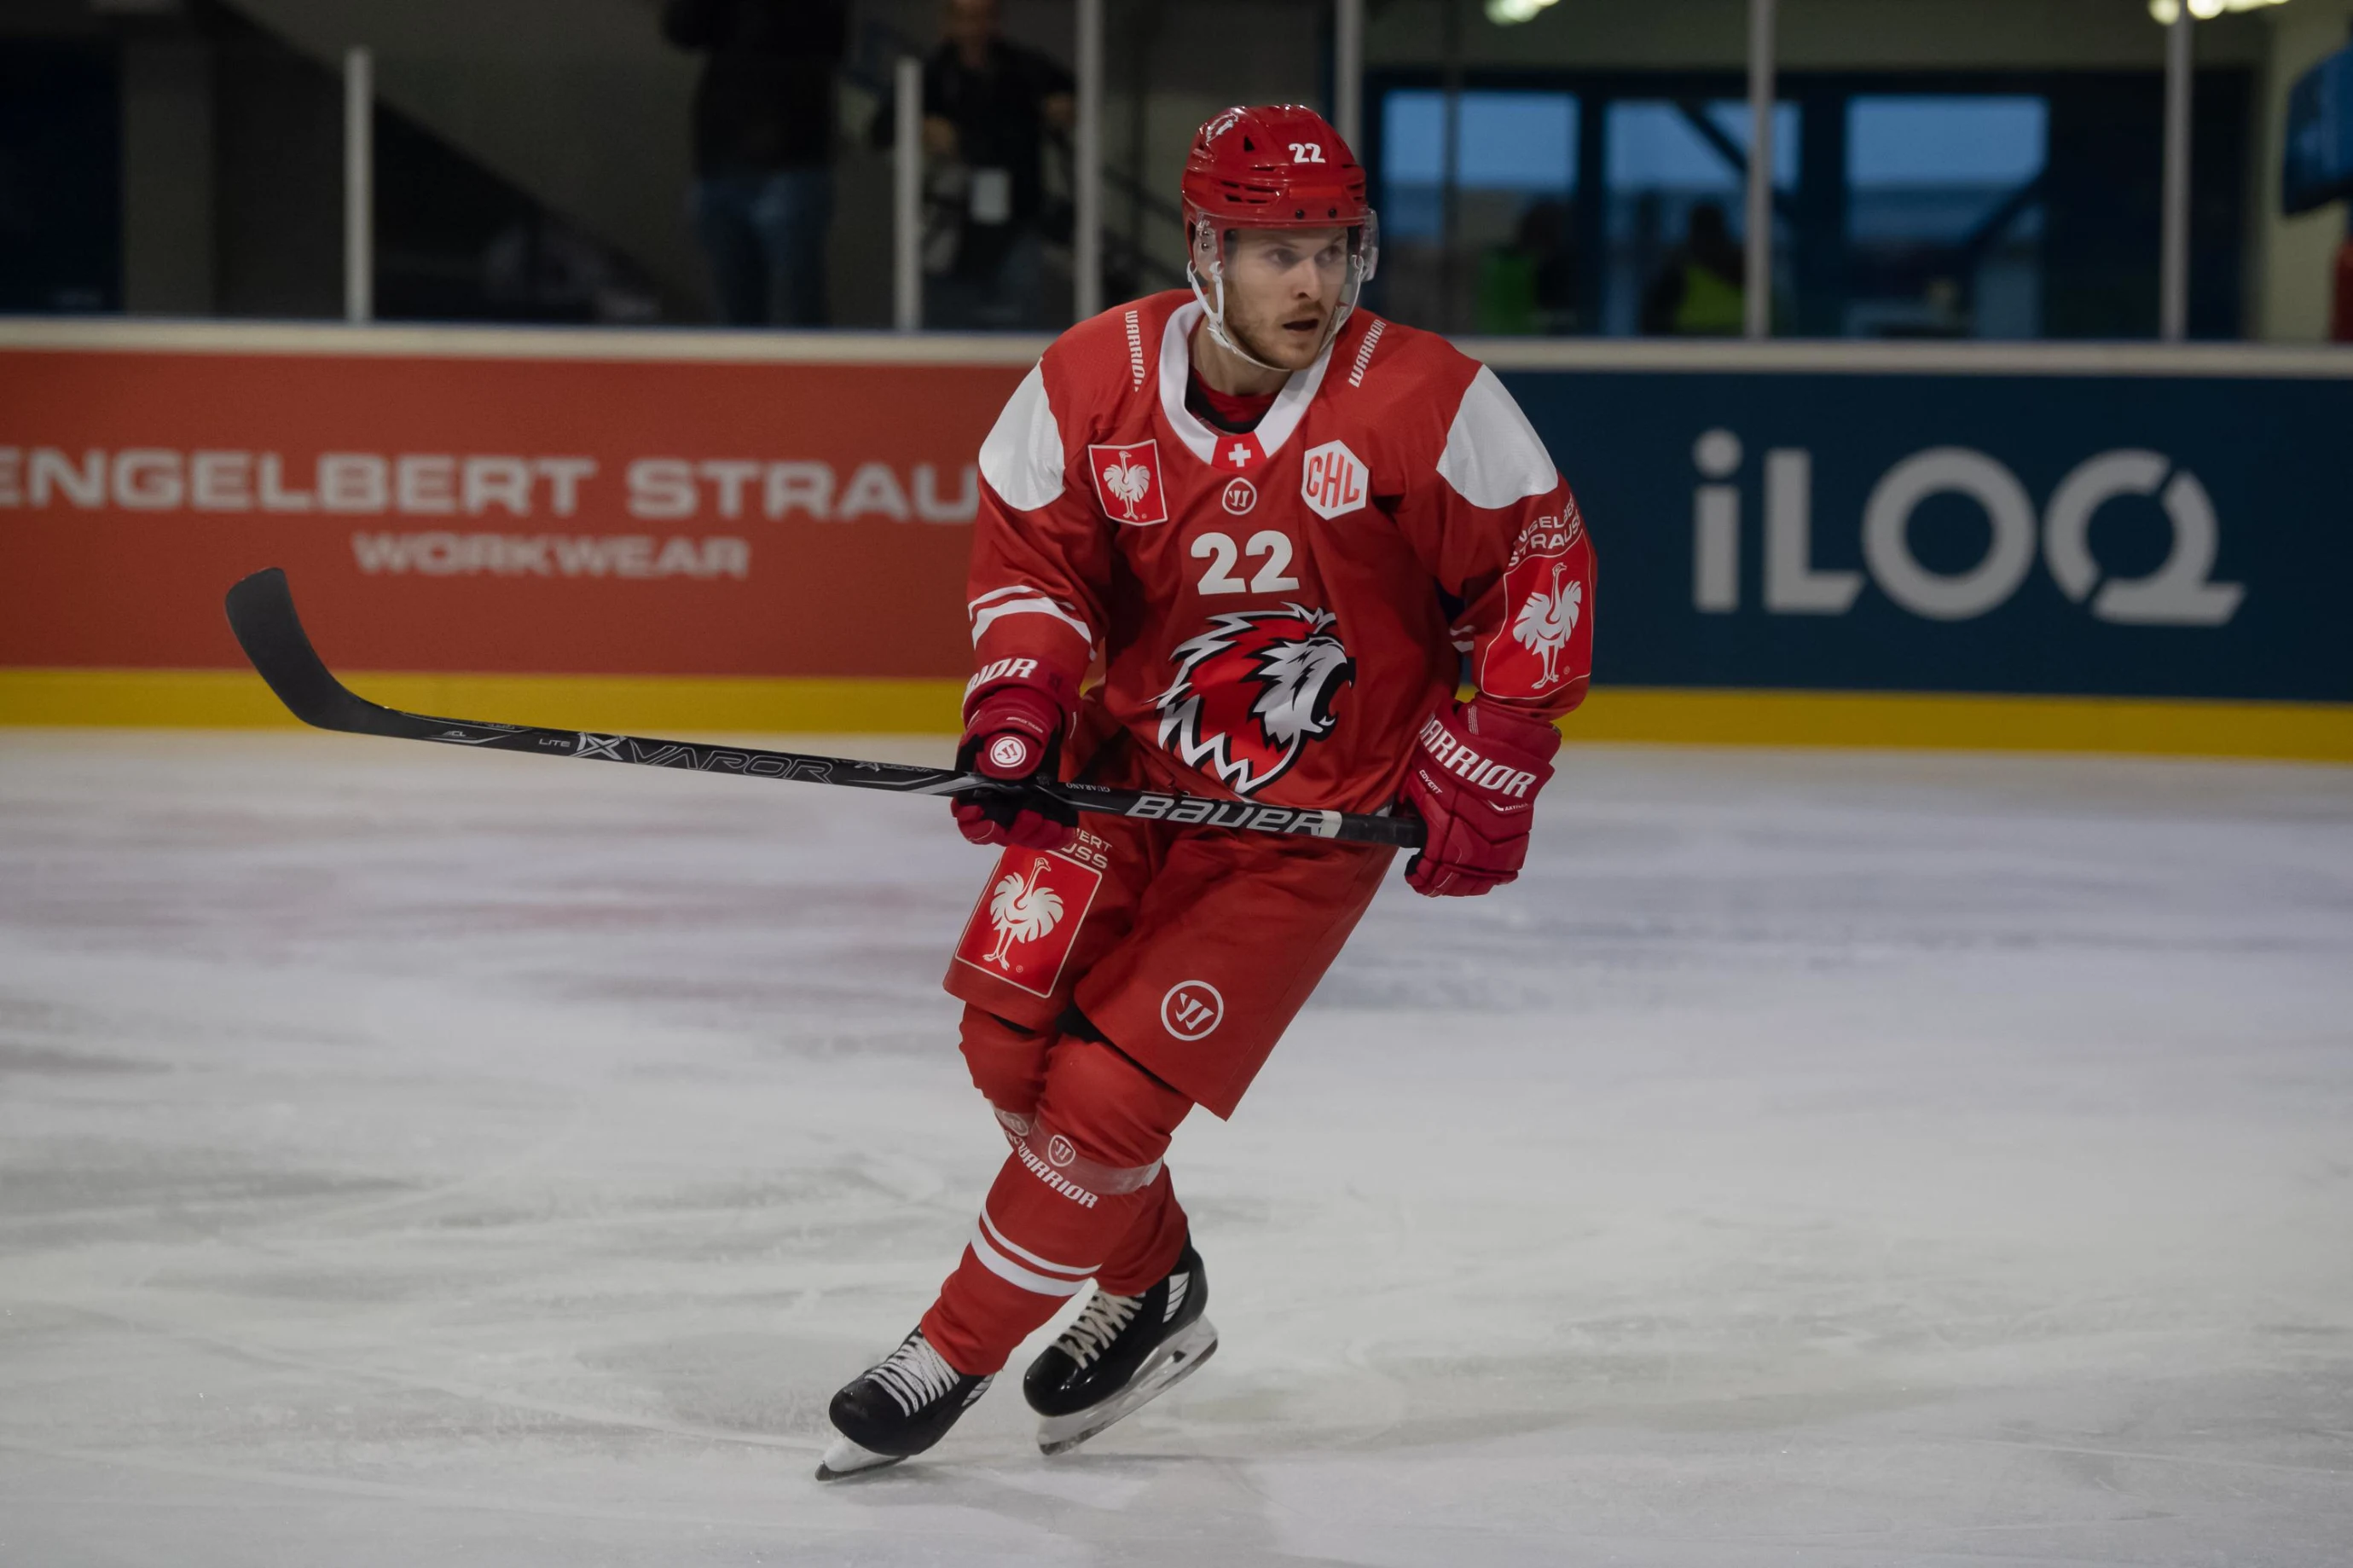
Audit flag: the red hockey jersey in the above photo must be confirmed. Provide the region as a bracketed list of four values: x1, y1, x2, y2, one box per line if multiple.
[968, 291, 1594, 816]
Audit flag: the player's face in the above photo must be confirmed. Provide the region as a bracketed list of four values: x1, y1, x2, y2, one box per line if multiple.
[1218, 228, 1349, 370]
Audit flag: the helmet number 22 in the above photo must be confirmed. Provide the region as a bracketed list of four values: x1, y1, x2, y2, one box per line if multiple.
[1289, 142, 1325, 164]
[1192, 530, 1301, 595]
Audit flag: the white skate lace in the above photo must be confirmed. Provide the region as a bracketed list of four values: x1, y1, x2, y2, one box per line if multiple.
[866, 1334, 959, 1416]
[1056, 1287, 1142, 1370]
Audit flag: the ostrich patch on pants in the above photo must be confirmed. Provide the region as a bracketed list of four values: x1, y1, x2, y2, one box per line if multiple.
[952, 846, 1105, 999]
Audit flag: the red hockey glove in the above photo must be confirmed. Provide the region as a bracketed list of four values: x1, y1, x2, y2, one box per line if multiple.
[952, 680, 1077, 850]
[1400, 699, 1562, 898]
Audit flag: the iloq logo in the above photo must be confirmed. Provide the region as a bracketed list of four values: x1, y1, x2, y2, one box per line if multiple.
[1689, 429, 2243, 626]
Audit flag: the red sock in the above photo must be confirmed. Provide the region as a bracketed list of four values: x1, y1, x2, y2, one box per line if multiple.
[920, 1037, 1191, 1375]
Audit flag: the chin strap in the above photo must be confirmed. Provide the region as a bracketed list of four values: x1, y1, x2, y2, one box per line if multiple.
[1186, 257, 1354, 375]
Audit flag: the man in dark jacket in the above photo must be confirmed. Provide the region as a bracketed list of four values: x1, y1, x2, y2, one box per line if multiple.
[664, 0, 849, 326]
[876, 0, 1074, 330]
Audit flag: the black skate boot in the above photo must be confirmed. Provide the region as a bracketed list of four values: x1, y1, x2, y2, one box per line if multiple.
[814, 1329, 993, 1480]
[1023, 1238, 1217, 1455]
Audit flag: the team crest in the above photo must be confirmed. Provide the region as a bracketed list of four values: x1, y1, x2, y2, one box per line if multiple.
[1151, 605, 1354, 796]
[1087, 440, 1168, 525]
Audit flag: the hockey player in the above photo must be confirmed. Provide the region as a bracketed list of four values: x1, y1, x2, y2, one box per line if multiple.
[817, 104, 1595, 1478]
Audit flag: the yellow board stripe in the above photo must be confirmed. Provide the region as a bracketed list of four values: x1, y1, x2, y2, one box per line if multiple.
[1559, 686, 2353, 762]
[1, 668, 2348, 763]
[0, 668, 965, 735]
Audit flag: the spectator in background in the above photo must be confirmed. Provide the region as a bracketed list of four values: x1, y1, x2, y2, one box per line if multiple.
[663, 0, 849, 327]
[1476, 198, 1579, 336]
[875, 0, 1074, 330]
[1640, 200, 1745, 336]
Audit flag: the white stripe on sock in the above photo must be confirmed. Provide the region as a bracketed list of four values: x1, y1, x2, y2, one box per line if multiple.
[979, 1205, 1099, 1279]
[969, 1224, 1092, 1298]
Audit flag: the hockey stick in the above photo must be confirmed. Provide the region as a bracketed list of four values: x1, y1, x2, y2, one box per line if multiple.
[222, 569, 1425, 850]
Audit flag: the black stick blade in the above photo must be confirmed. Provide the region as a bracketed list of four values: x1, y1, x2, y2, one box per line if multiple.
[223, 567, 385, 734]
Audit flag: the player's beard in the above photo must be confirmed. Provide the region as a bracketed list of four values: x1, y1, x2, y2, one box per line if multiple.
[1229, 294, 1333, 373]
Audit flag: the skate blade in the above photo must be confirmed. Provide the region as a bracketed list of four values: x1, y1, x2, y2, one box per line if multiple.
[1037, 1316, 1219, 1456]
[814, 1433, 906, 1482]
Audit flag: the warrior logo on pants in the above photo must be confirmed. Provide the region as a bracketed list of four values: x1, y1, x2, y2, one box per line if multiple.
[1161, 981, 1224, 1041]
[1151, 605, 1354, 796]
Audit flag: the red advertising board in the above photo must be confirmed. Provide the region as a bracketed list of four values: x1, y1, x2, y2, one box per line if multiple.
[1, 333, 1029, 680]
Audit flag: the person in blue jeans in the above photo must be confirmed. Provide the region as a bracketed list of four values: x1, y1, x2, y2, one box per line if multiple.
[664, 0, 849, 327]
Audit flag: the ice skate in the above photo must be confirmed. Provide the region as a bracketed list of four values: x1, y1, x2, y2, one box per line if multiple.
[1023, 1238, 1217, 1455]
[814, 1329, 993, 1480]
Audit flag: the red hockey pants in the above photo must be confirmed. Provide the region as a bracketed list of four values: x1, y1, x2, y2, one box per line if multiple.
[919, 814, 1393, 1376]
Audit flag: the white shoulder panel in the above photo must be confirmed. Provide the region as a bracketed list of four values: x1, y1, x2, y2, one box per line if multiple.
[977, 362, 1066, 510]
[1435, 365, 1557, 508]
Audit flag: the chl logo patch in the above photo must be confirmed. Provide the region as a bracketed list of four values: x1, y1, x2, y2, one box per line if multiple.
[1161, 981, 1224, 1041]
[1089, 439, 1168, 525]
[953, 848, 1104, 998]
[1300, 440, 1369, 520]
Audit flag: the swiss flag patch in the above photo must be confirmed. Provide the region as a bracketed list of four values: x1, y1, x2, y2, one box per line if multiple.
[1088, 440, 1168, 525]
[1211, 431, 1266, 475]
[953, 848, 1104, 999]
[1479, 508, 1587, 700]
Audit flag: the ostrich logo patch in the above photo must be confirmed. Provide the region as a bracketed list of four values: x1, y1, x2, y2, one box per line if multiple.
[1510, 562, 1582, 688]
[953, 849, 1103, 998]
[1481, 510, 1589, 700]
[1151, 605, 1354, 796]
[1087, 440, 1168, 525]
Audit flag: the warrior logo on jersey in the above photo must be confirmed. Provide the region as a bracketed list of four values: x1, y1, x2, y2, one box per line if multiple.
[1152, 605, 1354, 796]
[1087, 440, 1168, 525]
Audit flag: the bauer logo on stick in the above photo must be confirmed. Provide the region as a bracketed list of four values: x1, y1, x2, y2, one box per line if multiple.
[1089, 440, 1168, 525]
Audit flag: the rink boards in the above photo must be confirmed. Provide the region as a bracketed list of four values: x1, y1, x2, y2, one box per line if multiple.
[3, 320, 2349, 761]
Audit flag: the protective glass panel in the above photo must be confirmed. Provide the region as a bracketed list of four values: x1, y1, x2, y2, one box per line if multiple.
[1844, 95, 2049, 338]
[1378, 88, 1579, 333]
[1601, 100, 1797, 337]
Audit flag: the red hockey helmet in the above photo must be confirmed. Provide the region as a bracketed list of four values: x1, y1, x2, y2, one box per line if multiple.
[1180, 105, 1379, 369]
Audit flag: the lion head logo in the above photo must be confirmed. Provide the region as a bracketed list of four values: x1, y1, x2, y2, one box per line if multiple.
[1150, 605, 1353, 796]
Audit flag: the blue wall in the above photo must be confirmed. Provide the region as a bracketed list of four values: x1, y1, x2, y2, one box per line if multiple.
[1502, 369, 2353, 703]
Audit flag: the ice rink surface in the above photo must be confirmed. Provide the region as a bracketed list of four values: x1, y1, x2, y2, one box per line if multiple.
[2, 729, 2349, 1567]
